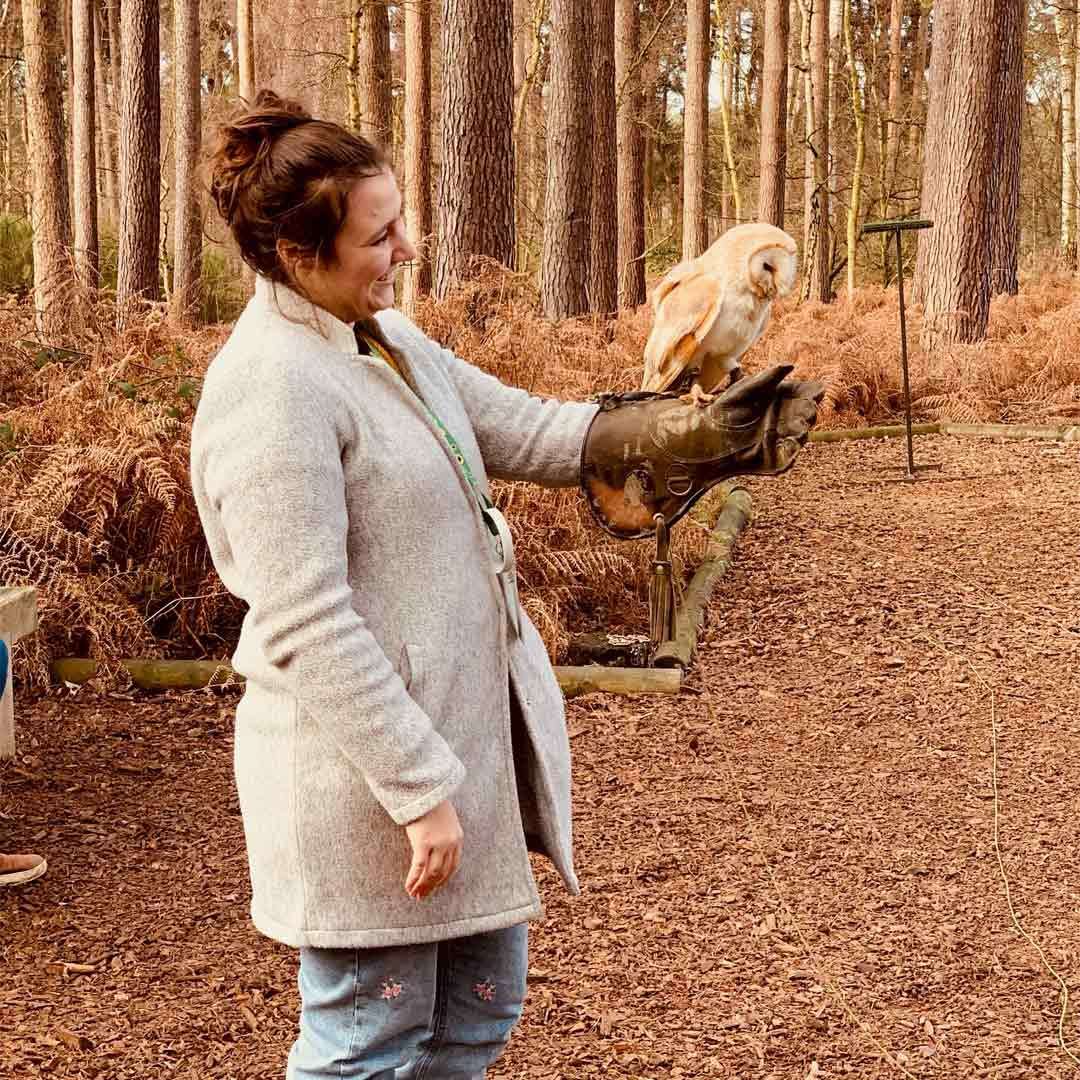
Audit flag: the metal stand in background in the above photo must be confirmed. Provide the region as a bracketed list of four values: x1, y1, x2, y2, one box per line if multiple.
[860, 217, 940, 482]
[648, 513, 675, 653]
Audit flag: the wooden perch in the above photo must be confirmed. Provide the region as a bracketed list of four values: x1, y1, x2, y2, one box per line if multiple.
[52, 657, 681, 698]
[652, 487, 752, 669]
[940, 422, 1080, 442]
[809, 422, 942, 442]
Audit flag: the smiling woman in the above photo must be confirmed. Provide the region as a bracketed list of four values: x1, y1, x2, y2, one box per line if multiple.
[192, 89, 601, 1079]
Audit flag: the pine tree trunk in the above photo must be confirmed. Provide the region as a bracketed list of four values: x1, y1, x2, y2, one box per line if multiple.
[682, 0, 710, 258]
[990, 0, 1023, 295]
[915, 0, 1006, 349]
[21, 0, 74, 339]
[1056, 8, 1077, 262]
[759, 0, 788, 228]
[402, 0, 432, 312]
[171, 0, 202, 324]
[72, 0, 98, 292]
[357, 0, 393, 151]
[434, 0, 514, 296]
[237, 0, 254, 102]
[116, 0, 160, 324]
[884, 0, 903, 210]
[589, 0, 617, 313]
[803, 0, 830, 302]
[719, 24, 742, 226]
[1, 59, 11, 215]
[513, 0, 547, 271]
[512, 0, 530, 264]
[94, 0, 118, 230]
[843, 0, 865, 297]
[541, 0, 591, 317]
[63, 0, 75, 223]
[615, 0, 645, 306]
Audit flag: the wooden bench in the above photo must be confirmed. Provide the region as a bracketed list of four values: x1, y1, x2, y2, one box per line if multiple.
[0, 587, 38, 760]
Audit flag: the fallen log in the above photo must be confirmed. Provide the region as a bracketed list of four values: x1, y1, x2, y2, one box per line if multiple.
[652, 487, 752, 669]
[51, 657, 682, 698]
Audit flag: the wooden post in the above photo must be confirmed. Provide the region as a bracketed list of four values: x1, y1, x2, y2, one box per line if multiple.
[0, 588, 39, 760]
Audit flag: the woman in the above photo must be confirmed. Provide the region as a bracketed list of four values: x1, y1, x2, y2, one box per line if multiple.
[191, 90, 599, 1078]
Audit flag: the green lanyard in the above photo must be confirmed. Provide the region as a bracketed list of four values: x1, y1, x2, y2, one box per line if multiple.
[361, 333, 497, 528]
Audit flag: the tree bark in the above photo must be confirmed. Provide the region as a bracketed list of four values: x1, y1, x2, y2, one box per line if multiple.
[884, 0, 904, 209]
[171, 0, 202, 325]
[356, 0, 393, 151]
[434, 0, 515, 296]
[803, 0, 830, 302]
[402, 0, 432, 312]
[237, 0, 254, 102]
[21, 0, 74, 338]
[590, 0, 618, 313]
[681, 0, 710, 258]
[615, 0, 645, 307]
[116, 0, 160, 325]
[94, 0, 118, 229]
[541, 0, 591, 317]
[759, 0, 789, 228]
[71, 0, 98, 292]
[719, 14, 743, 226]
[915, 0, 1006, 349]
[1056, 7, 1077, 262]
[843, 0, 865, 297]
[989, 0, 1023, 294]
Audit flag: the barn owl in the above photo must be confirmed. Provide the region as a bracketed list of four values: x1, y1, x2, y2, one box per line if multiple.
[641, 222, 798, 406]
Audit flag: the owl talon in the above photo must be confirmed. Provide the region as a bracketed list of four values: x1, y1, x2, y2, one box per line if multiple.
[680, 385, 716, 408]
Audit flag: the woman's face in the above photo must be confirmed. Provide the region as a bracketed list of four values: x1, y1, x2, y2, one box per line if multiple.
[290, 168, 417, 325]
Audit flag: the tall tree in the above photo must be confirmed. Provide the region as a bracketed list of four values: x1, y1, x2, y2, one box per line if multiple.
[915, 0, 1006, 348]
[354, 1, 393, 150]
[759, 0, 789, 228]
[541, 0, 591, 317]
[682, 0, 710, 257]
[21, 0, 73, 338]
[172, 0, 202, 324]
[990, 0, 1023, 295]
[513, 0, 546, 269]
[237, 0, 254, 101]
[615, 0, 645, 306]
[434, 0, 514, 296]
[93, 0, 118, 229]
[803, 0, 830, 302]
[71, 0, 98, 292]
[1055, 6, 1077, 262]
[884, 0, 904, 210]
[116, 0, 160, 324]
[402, 0, 432, 312]
[843, 0, 866, 296]
[590, 0, 617, 313]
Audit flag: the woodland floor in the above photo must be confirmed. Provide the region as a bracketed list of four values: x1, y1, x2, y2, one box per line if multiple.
[3, 434, 1080, 1079]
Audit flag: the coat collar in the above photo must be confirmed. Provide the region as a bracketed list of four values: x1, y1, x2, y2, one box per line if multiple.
[253, 275, 361, 356]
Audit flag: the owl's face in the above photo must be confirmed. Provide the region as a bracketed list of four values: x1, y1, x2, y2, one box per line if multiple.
[748, 244, 798, 300]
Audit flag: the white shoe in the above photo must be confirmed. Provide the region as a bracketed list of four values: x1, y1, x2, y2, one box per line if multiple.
[0, 853, 47, 886]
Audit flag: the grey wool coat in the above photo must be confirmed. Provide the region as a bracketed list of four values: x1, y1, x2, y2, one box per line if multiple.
[190, 277, 599, 948]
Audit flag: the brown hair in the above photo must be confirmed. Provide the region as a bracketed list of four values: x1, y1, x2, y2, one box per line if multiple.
[207, 89, 390, 283]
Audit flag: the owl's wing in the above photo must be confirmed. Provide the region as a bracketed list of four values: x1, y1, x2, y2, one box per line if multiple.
[641, 269, 727, 393]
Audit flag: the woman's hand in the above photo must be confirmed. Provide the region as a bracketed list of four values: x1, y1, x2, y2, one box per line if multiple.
[404, 800, 463, 900]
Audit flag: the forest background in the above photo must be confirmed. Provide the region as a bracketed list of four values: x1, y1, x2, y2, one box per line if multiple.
[2, 0, 1080, 679]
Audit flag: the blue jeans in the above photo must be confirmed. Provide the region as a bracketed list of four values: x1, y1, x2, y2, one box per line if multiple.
[286, 924, 529, 1079]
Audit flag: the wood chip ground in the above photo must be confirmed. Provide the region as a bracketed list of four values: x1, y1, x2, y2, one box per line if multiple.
[4, 436, 1080, 1078]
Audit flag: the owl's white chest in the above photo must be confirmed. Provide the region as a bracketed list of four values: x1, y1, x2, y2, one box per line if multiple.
[696, 292, 771, 372]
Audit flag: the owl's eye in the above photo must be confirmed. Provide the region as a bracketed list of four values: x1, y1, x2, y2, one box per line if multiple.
[763, 262, 775, 273]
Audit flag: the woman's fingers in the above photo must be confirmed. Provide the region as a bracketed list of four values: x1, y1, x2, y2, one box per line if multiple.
[406, 841, 463, 899]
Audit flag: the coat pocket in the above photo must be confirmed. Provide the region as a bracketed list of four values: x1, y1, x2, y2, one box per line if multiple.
[398, 642, 423, 698]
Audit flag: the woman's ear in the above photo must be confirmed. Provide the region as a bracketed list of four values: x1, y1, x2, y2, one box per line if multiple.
[276, 238, 312, 287]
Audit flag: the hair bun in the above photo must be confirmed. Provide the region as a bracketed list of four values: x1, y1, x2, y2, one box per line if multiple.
[208, 89, 312, 224]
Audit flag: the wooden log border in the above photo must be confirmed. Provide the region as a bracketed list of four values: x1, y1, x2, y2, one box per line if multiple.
[810, 421, 1080, 443]
[50, 657, 683, 698]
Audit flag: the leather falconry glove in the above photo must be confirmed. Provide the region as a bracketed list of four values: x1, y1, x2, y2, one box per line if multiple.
[581, 364, 825, 539]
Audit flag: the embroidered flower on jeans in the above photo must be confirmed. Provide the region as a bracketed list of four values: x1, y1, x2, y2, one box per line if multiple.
[473, 980, 496, 1002]
[381, 979, 403, 1000]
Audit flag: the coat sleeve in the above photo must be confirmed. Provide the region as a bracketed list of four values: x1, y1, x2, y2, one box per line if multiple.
[379, 311, 600, 487]
[191, 361, 466, 826]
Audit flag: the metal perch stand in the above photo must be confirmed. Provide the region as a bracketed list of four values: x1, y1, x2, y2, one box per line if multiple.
[860, 217, 936, 481]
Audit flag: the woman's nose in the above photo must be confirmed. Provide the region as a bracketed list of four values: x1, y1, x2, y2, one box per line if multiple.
[395, 232, 419, 264]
